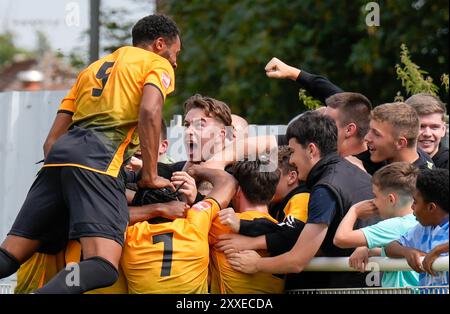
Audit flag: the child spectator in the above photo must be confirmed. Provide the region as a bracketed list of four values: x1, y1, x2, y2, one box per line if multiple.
[385, 169, 449, 286]
[334, 162, 420, 287]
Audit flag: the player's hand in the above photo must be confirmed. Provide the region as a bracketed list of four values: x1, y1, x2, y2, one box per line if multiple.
[349, 247, 369, 273]
[125, 156, 143, 172]
[138, 174, 175, 191]
[265, 57, 300, 80]
[215, 233, 254, 252]
[404, 248, 426, 273]
[353, 199, 378, 220]
[226, 250, 261, 274]
[218, 208, 240, 233]
[422, 248, 440, 276]
[171, 171, 197, 205]
[159, 201, 189, 219]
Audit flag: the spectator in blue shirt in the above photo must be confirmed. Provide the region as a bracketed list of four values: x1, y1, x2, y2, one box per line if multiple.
[386, 169, 449, 286]
[334, 162, 420, 287]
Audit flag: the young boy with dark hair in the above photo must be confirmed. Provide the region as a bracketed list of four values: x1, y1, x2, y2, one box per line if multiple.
[386, 169, 449, 286]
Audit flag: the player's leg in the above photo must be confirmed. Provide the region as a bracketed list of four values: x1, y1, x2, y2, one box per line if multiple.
[34, 167, 128, 294]
[0, 168, 65, 279]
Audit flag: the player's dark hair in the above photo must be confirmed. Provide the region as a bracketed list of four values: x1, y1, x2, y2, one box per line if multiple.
[161, 118, 167, 140]
[132, 14, 179, 47]
[286, 111, 338, 157]
[233, 159, 280, 205]
[416, 169, 449, 213]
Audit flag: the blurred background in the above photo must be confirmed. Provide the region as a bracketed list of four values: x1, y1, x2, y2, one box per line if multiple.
[0, 0, 448, 123]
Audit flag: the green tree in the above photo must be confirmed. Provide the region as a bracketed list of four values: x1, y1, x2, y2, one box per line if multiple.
[0, 32, 27, 67]
[157, 0, 448, 123]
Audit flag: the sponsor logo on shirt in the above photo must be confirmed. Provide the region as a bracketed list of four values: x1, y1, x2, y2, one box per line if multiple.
[161, 71, 171, 90]
[191, 201, 211, 211]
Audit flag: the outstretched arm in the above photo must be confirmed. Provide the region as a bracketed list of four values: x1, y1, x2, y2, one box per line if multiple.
[265, 57, 343, 103]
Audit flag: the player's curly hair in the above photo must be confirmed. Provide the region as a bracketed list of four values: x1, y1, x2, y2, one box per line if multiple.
[416, 169, 449, 213]
[132, 14, 180, 46]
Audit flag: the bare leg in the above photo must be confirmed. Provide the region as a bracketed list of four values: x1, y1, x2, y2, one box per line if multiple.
[1, 235, 41, 264]
[79, 237, 122, 269]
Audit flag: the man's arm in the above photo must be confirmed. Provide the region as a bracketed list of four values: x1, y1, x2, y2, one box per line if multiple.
[187, 165, 238, 209]
[227, 223, 328, 274]
[206, 135, 278, 167]
[333, 200, 377, 248]
[128, 201, 187, 225]
[265, 57, 343, 103]
[138, 84, 174, 190]
[43, 112, 73, 158]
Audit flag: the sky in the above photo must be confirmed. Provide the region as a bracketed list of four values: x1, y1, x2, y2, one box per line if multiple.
[0, 0, 154, 56]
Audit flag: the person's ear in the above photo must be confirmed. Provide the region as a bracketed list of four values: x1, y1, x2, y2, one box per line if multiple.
[395, 136, 408, 150]
[428, 202, 437, 213]
[308, 143, 319, 159]
[287, 170, 298, 185]
[159, 139, 169, 155]
[388, 193, 396, 205]
[152, 37, 166, 52]
[345, 123, 357, 138]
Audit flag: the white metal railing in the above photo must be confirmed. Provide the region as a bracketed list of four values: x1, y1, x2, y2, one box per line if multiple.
[303, 256, 449, 272]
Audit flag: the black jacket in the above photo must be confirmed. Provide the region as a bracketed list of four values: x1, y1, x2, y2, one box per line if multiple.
[286, 152, 375, 290]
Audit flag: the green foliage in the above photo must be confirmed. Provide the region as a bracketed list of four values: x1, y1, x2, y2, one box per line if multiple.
[89, 0, 449, 122]
[159, 0, 448, 123]
[0, 32, 29, 67]
[442, 74, 449, 93]
[395, 44, 439, 96]
[299, 89, 322, 110]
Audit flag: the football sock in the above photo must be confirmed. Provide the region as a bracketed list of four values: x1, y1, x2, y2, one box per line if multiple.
[0, 247, 20, 279]
[34, 256, 118, 294]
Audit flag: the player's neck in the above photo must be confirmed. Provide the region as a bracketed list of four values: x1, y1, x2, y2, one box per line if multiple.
[239, 197, 268, 214]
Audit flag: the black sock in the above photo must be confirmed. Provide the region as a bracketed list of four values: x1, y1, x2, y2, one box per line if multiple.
[34, 256, 118, 294]
[0, 247, 20, 279]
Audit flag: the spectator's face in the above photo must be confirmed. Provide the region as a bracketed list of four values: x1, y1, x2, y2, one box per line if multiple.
[418, 113, 446, 157]
[365, 120, 397, 163]
[272, 169, 298, 203]
[288, 138, 314, 182]
[412, 190, 432, 226]
[184, 108, 226, 162]
[372, 184, 392, 219]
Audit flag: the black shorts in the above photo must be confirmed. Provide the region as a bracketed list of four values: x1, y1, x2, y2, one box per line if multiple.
[8, 166, 129, 253]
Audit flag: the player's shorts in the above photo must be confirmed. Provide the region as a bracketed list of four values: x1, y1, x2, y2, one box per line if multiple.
[8, 166, 129, 253]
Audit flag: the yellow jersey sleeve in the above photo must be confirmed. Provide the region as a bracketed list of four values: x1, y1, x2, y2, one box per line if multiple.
[187, 197, 221, 230]
[144, 58, 175, 100]
[283, 192, 310, 223]
[58, 79, 79, 114]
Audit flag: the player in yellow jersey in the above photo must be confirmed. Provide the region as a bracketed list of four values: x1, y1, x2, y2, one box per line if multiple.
[0, 14, 181, 294]
[209, 159, 286, 293]
[215, 146, 310, 256]
[121, 166, 237, 294]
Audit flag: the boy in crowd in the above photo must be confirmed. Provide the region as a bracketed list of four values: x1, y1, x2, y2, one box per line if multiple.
[365, 102, 435, 170]
[209, 159, 285, 293]
[333, 162, 420, 287]
[406, 93, 448, 169]
[386, 169, 449, 286]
